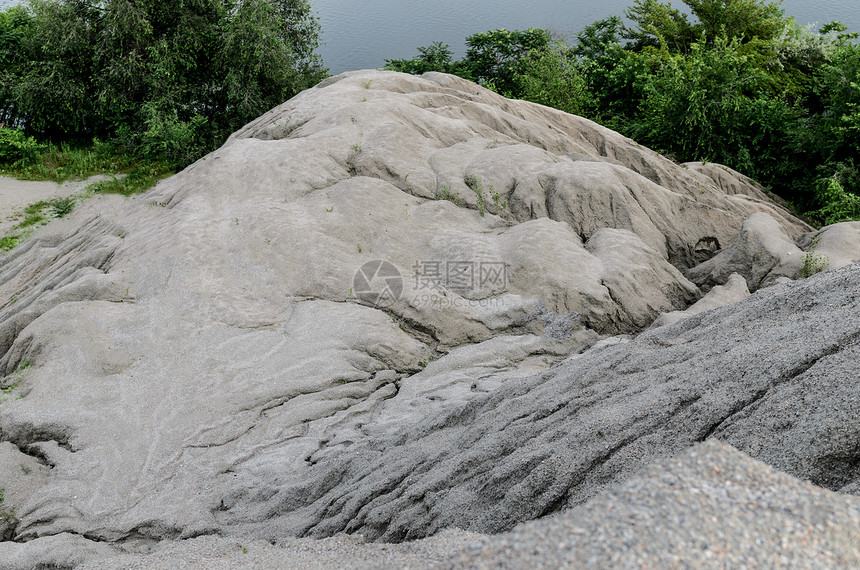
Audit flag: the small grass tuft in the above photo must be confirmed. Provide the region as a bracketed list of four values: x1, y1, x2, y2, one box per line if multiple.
[800, 235, 831, 278]
[17, 211, 45, 228]
[50, 197, 76, 217]
[1, 197, 81, 253]
[464, 174, 506, 216]
[0, 235, 21, 252]
[90, 165, 170, 196]
[436, 185, 461, 206]
[417, 355, 435, 368]
[800, 252, 830, 278]
[0, 135, 172, 253]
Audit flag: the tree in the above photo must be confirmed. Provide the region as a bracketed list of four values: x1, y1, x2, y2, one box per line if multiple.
[462, 28, 553, 95]
[0, 5, 33, 127]
[684, 0, 786, 45]
[0, 0, 327, 167]
[628, 38, 798, 178]
[800, 39, 860, 216]
[623, 0, 696, 52]
[623, 0, 788, 53]
[573, 16, 624, 60]
[384, 42, 464, 76]
[384, 29, 557, 100]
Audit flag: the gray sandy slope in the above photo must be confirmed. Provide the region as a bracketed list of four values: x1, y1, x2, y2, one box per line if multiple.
[221, 262, 860, 542]
[447, 440, 860, 569]
[0, 70, 858, 566]
[11, 441, 860, 569]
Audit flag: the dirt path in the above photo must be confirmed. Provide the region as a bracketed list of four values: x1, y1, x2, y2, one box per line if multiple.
[0, 175, 105, 236]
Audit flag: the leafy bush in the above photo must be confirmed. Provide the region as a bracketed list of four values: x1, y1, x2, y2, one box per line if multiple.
[809, 168, 860, 226]
[0, 137, 140, 182]
[621, 38, 799, 179]
[0, 127, 45, 167]
[508, 42, 590, 115]
[580, 2, 859, 221]
[385, 42, 465, 76]
[136, 105, 213, 170]
[50, 196, 75, 217]
[805, 40, 860, 166]
[0, 235, 20, 251]
[90, 165, 169, 197]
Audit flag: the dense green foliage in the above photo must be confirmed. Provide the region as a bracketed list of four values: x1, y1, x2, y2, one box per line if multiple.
[0, 135, 152, 183]
[384, 41, 463, 76]
[0, 127, 45, 167]
[386, 0, 860, 225]
[0, 0, 327, 169]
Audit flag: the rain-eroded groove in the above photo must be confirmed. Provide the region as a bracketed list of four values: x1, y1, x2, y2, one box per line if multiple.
[302, 470, 414, 539]
[0, 422, 73, 462]
[212, 375, 403, 483]
[0, 223, 124, 364]
[185, 422, 259, 451]
[385, 378, 736, 537]
[696, 331, 860, 442]
[291, 295, 442, 367]
[200, 372, 401, 454]
[13, 524, 217, 551]
[388, 312, 441, 350]
[306, 378, 403, 464]
[296, 374, 688, 540]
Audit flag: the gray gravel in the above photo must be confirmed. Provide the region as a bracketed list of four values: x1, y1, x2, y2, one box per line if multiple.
[448, 440, 860, 569]
[1, 69, 858, 568]
[230, 263, 860, 542]
[64, 441, 860, 569]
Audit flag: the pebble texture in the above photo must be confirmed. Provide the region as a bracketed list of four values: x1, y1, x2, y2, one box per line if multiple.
[448, 440, 860, 569]
[0, 70, 855, 567]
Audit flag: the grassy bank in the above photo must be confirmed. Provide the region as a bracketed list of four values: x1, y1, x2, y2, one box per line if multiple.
[0, 130, 174, 251]
[0, 129, 172, 189]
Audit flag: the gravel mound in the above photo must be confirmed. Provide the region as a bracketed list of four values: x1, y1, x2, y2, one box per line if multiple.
[0, 70, 856, 568]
